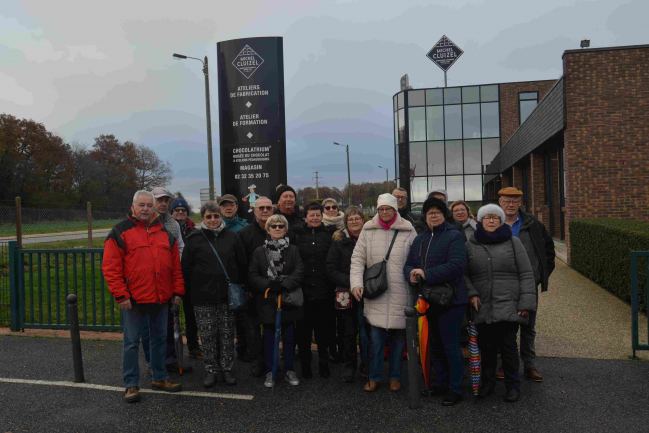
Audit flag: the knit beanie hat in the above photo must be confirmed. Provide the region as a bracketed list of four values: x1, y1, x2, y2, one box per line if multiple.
[426, 188, 448, 202]
[377, 193, 398, 211]
[274, 185, 296, 204]
[170, 198, 190, 213]
[422, 197, 448, 218]
[477, 204, 506, 223]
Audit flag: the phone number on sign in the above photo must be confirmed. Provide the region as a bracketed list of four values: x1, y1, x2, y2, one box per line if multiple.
[235, 173, 269, 180]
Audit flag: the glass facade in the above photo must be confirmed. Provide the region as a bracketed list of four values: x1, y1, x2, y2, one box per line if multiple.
[394, 84, 502, 203]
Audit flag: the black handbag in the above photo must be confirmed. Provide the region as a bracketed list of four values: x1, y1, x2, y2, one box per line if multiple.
[202, 232, 247, 311]
[363, 230, 400, 300]
[417, 236, 456, 307]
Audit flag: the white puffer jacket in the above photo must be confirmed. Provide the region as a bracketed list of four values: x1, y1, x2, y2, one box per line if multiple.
[350, 213, 416, 329]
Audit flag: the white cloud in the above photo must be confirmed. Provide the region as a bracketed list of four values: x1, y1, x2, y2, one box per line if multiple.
[66, 45, 108, 62]
[0, 71, 34, 105]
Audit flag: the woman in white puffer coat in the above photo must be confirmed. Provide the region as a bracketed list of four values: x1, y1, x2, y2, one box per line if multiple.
[350, 194, 416, 393]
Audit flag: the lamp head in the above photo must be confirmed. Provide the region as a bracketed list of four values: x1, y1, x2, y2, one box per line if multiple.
[173, 53, 187, 59]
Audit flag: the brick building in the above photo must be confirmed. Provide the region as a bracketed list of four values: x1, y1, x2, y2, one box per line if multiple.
[393, 44, 649, 263]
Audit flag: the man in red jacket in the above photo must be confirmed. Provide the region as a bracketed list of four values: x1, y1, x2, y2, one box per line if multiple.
[102, 190, 185, 403]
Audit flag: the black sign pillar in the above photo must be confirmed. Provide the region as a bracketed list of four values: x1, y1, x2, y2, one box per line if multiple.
[217, 37, 287, 216]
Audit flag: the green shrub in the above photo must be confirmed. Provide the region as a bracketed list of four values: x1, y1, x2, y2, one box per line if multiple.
[570, 218, 649, 312]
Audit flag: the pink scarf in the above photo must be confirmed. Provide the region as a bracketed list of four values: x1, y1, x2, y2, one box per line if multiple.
[379, 214, 397, 230]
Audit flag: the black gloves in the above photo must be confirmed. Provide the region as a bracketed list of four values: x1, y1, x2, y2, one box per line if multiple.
[269, 280, 284, 293]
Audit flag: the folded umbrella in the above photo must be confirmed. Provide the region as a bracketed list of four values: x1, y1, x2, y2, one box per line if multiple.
[415, 298, 430, 389]
[468, 310, 481, 400]
[265, 289, 282, 384]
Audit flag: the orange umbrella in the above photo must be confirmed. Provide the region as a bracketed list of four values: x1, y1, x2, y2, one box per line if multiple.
[415, 298, 430, 389]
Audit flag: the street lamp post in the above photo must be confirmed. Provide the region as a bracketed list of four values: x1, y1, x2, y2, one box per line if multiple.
[378, 166, 389, 193]
[173, 53, 215, 201]
[333, 142, 352, 207]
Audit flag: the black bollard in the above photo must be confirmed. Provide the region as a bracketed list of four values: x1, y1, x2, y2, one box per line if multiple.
[67, 294, 85, 383]
[404, 299, 420, 409]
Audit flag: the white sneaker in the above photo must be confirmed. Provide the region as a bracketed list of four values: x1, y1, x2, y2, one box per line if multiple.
[264, 372, 275, 388]
[285, 370, 300, 386]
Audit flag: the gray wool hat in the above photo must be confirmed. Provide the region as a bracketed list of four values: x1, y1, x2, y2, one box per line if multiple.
[477, 204, 506, 223]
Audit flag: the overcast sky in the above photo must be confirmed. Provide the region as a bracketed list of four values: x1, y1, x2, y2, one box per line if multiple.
[2, 0, 647, 208]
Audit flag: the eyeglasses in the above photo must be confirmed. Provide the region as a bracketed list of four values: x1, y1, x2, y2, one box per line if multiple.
[452, 208, 466, 213]
[172, 208, 187, 213]
[204, 214, 221, 220]
[377, 208, 394, 213]
[394, 196, 407, 202]
[500, 199, 521, 205]
[257, 206, 273, 211]
[427, 211, 443, 217]
[482, 216, 501, 222]
[269, 224, 285, 229]
[325, 205, 338, 210]
[348, 218, 363, 223]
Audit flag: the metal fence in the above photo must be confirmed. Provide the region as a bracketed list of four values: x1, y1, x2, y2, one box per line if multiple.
[631, 251, 649, 358]
[1, 241, 9, 324]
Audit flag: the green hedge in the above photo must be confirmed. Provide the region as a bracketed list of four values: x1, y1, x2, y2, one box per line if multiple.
[570, 218, 649, 312]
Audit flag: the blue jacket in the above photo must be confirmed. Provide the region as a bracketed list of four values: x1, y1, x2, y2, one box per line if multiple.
[223, 215, 249, 233]
[404, 221, 468, 306]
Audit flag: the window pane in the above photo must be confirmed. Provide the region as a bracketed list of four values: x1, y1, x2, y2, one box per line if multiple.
[394, 112, 398, 144]
[463, 104, 481, 139]
[411, 177, 428, 202]
[519, 92, 538, 100]
[464, 139, 481, 174]
[409, 107, 426, 142]
[426, 89, 443, 105]
[520, 100, 537, 124]
[427, 141, 445, 176]
[482, 138, 500, 173]
[462, 86, 480, 103]
[444, 105, 462, 139]
[480, 85, 498, 102]
[465, 175, 483, 201]
[444, 88, 461, 104]
[447, 176, 464, 201]
[426, 106, 444, 141]
[393, 95, 398, 112]
[397, 92, 404, 109]
[481, 102, 499, 138]
[408, 90, 425, 106]
[398, 109, 405, 144]
[445, 140, 463, 175]
[428, 177, 446, 195]
[409, 142, 426, 176]
[395, 145, 399, 178]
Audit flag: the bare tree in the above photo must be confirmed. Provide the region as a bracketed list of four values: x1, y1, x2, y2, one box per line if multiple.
[132, 143, 173, 191]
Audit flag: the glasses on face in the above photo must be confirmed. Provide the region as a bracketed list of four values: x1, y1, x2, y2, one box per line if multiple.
[257, 206, 273, 211]
[269, 224, 285, 229]
[348, 218, 363, 224]
[500, 199, 521, 206]
[204, 214, 221, 220]
[394, 196, 407, 202]
[427, 211, 443, 217]
[483, 216, 501, 222]
[325, 205, 338, 210]
[173, 208, 187, 213]
[453, 208, 466, 214]
[377, 208, 394, 213]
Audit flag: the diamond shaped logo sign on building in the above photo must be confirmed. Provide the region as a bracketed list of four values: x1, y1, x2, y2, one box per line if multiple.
[232, 45, 265, 79]
[426, 35, 463, 72]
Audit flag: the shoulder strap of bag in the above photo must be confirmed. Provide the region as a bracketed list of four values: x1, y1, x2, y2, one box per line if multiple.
[384, 229, 400, 261]
[201, 231, 231, 283]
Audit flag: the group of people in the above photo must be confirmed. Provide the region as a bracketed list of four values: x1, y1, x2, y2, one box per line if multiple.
[102, 183, 555, 406]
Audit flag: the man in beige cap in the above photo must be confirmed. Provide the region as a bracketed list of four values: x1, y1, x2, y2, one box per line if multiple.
[497, 187, 555, 383]
[218, 194, 249, 233]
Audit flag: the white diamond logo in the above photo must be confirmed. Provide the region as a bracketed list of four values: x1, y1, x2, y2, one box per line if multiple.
[247, 132, 253, 139]
[245, 101, 252, 108]
[232, 45, 264, 79]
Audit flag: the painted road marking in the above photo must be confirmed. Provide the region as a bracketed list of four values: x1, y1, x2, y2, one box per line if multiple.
[0, 378, 254, 400]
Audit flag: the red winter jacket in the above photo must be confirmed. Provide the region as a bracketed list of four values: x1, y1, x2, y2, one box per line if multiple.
[102, 213, 184, 304]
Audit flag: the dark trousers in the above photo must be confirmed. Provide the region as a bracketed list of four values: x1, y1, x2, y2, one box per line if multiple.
[263, 322, 295, 372]
[235, 310, 248, 356]
[340, 305, 359, 368]
[182, 295, 200, 351]
[329, 309, 345, 358]
[297, 299, 333, 366]
[245, 303, 263, 365]
[427, 304, 465, 395]
[478, 321, 520, 391]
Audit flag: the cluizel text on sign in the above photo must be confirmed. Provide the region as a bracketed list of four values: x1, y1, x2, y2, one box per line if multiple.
[426, 35, 463, 71]
[232, 45, 265, 79]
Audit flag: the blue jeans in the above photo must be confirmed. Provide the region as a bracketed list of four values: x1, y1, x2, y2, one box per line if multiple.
[368, 326, 405, 382]
[427, 304, 464, 395]
[123, 303, 169, 387]
[141, 308, 176, 366]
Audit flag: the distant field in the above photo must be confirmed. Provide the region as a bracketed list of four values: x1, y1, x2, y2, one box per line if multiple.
[0, 219, 122, 237]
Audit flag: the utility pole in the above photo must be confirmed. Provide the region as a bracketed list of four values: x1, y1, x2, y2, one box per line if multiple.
[313, 171, 321, 200]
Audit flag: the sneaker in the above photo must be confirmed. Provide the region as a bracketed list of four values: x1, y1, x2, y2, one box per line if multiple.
[264, 372, 275, 388]
[285, 371, 300, 386]
[124, 386, 140, 403]
[496, 368, 505, 380]
[152, 379, 182, 392]
[342, 367, 355, 383]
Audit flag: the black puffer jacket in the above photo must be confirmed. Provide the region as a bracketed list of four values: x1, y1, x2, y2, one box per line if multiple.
[518, 210, 556, 292]
[274, 207, 304, 229]
[236, 219, 267, 260]
[289, 222, 336, 301]
[248, 243, 305, 323]
[399, 208, 420, 229]
[326, 229, 357, 290]
[181, 227, 247, 304]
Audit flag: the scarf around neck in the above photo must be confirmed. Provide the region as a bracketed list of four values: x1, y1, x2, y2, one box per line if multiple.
[265, 236, 290, 279]
[323, 212, 345, 231]
[201, 219, 226, 236]
[379, 214, 397, 231]
[474, 222, 512, 245]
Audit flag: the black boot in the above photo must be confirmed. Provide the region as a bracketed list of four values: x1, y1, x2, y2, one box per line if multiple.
[319, 362, 331, 379]
[301, 361, 313, 379]
[504, 389, 520, 402]
[441, 392, 463, 406]
[342, 366, 355, 383]
[203, 373, 217, 389]
[222, 371, 237, 386]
